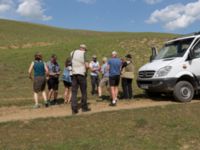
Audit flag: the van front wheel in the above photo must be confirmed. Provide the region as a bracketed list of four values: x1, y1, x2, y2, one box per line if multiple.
[173, 81, 194, 102]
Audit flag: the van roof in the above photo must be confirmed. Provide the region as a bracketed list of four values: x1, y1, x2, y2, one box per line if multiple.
[166, 33, 200, 44]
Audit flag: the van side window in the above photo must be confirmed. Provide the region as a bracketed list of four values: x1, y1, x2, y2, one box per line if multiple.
[193, 41, 200, 58]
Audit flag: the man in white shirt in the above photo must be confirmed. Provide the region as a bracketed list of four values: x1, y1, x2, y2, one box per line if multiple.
[71, 44, 91, 114]
[89, 55, 100, 95]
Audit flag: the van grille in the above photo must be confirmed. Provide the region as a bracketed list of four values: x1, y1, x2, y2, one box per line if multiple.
[139, 71, 155, 79]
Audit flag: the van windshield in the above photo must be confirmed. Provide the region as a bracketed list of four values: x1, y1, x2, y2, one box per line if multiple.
[155, 38, 194, 60]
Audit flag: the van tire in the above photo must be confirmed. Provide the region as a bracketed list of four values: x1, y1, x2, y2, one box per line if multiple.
[173, 81, 194, 102]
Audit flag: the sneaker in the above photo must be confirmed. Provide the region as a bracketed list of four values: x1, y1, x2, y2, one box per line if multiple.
[33, 104, 40, 109]
[82, 108, 91, 112]
[109, 100, 117, 107]
[44, 101, 49, 108]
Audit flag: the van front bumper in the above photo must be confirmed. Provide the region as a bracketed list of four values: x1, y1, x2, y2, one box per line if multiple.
[137, 78, 177, 92]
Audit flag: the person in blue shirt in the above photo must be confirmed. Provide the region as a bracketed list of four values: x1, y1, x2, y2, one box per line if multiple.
[107, 51, 122, 106]
[28, 52, 49, 108]
[63, 58, 72, 104]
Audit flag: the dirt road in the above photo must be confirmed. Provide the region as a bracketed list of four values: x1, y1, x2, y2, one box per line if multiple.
[0, 99, 199, 123]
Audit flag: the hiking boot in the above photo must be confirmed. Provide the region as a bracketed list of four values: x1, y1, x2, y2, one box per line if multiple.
[72, 109, 79, 115]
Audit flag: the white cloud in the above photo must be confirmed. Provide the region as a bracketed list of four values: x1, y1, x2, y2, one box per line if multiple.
[16, 0, 52, 21]
[0, 0, 14, 13]
[146, 0, 200, 30]
[145, 0, 162, 5]
[77, 0, 96, 4]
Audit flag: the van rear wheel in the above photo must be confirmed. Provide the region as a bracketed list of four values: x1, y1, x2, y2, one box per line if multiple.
[173, 81, 194, 102]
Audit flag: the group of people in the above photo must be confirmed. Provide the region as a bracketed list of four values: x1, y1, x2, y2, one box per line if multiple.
[28, 44, 134, 114]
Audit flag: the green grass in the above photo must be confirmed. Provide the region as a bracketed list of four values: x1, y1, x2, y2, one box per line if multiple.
[0, 103, 200, 150]
[0, 19, 176, 106]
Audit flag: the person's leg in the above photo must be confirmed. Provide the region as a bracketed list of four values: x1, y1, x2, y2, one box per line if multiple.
[96, 76, 100, 94]
[106, 78, 110, 96]
[114, 86, 119, 100]
[121, 78, 127, 99]
[91, 76, 96, 95]
[110, 86, 115, 101]
[127, 79, 133, 99]
[64, 87, 68, 103]
[109, 77, 116, 104]
[98, 78, 106, 97]
[98, 86, 102, 97]
[79, 75, 90, 111]
[53, 78, 59, 101]
[123, 78, 129, 99]
[71, 75, 79, 112]
[48, 89, 53, 100]
[34, 92, 39, 105]
[68, 87, 72, 103]
[47, 79, 52, 100]
[54, 90, 58, 100]
[42, 90, 49, 107]
[114, 76, 120, 101]
[42, 91, 47, 101]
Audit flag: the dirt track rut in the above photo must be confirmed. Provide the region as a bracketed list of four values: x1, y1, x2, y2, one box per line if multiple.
[0, 99, 199, 123]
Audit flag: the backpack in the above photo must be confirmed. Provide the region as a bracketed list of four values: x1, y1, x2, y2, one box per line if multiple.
[62, 67, 72, 83]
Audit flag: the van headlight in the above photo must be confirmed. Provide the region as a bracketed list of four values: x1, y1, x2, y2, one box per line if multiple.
[155, 66, 172, 77]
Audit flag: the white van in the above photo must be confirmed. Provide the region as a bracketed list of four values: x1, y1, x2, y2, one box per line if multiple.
[137, 33, 200, 102]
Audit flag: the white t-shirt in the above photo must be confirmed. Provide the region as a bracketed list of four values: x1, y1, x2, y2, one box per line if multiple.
[89, 61, 100, 76]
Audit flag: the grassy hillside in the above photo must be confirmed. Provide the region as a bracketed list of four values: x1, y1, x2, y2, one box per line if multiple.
[0, 19, 176, 104]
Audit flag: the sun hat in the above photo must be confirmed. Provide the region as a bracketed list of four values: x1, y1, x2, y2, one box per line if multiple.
[102, 57, 107, 62]
[92, 55, 97, 58]
[80, 44, 87, 49]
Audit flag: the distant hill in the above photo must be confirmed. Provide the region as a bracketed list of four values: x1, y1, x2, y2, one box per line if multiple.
[0, 19, 176, 49]
[0, 19, 176, 99]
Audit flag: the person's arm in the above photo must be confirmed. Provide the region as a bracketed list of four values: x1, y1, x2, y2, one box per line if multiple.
[107, 64, 110, 72]
[56, 65, 61, 76]
[28, 62, 34, 80]
[44, 62, 49, 76]
[97, 62, 101, 71]
[47, 63, 56, 76]
[122, 62, 128, 68]
[89, 62, 93, 70]
[107, 60, 110, 72]
[84, 52, 89, 69]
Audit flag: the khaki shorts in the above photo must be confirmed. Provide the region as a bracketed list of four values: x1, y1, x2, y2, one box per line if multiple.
[33, 76, 46, 93]
[99, 77, 109, 87]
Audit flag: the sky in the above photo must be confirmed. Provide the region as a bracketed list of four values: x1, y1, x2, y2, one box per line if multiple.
[0, 0, 200, 34]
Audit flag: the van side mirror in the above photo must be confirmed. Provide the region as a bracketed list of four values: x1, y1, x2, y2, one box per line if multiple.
[150, 47, 158, 62]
